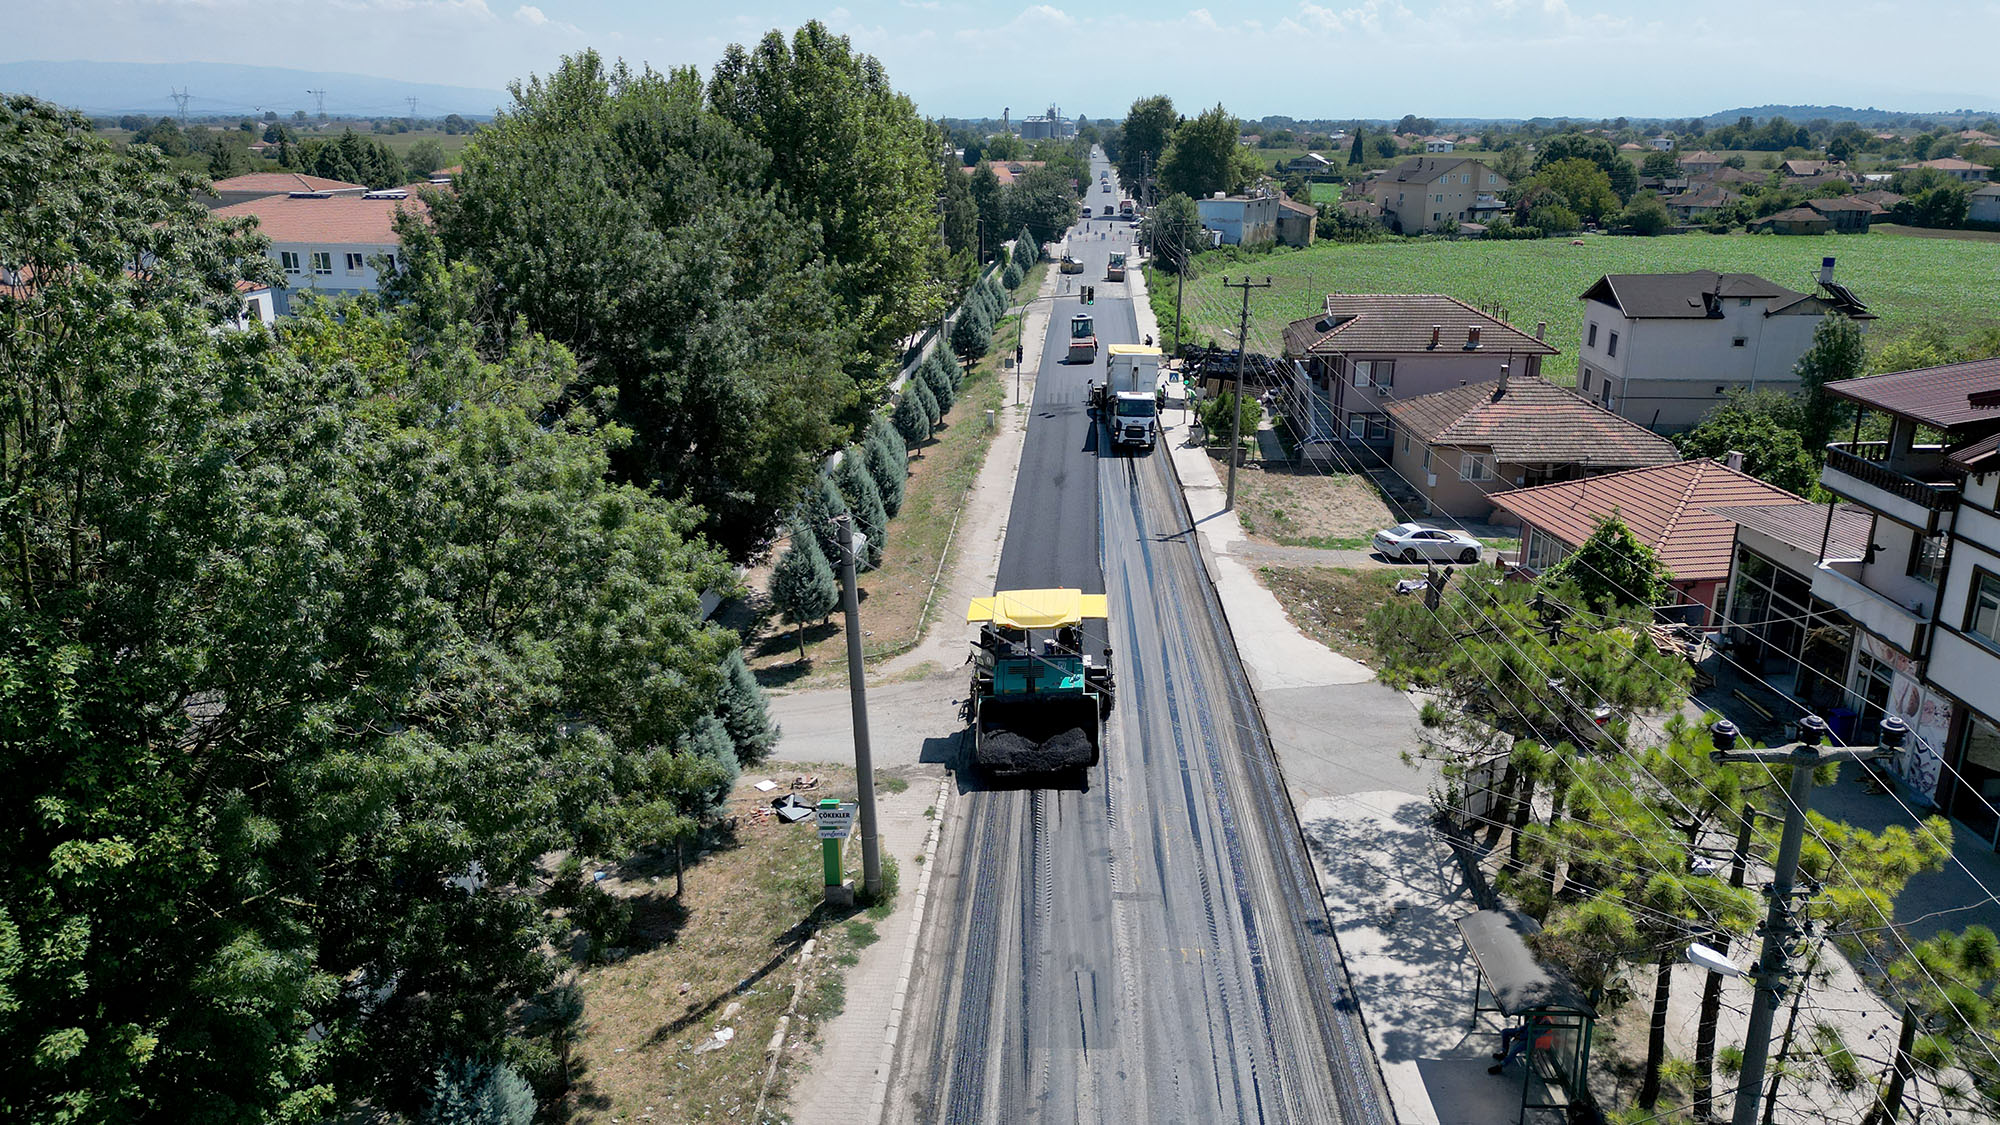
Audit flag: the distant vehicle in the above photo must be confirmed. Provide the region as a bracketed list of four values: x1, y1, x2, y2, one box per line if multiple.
[1119, 199, 1135, 217]
[1067, 313, 1098, 363]
[1101, 205, 1115, 216]
[1105, 251, 1126, 282]
[1372, 523, 1482, 564]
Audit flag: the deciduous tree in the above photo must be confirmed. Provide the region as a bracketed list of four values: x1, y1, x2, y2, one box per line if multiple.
[1118, 94, 1177, 188]
[1795, 312, 1868, 453]
[1677, 392, 1818, 494]
[1159, 103, 1260, 200]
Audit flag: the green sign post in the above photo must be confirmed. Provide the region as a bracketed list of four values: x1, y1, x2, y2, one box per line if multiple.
[817, 798, 855, 905]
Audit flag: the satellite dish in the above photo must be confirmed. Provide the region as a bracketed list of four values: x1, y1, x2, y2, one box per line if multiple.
[1686, 943, 1747, 978]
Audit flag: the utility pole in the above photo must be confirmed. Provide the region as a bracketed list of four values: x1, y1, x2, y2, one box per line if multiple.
[1706, 714, 1908, 1125]
[834, 515, 884, 900]
[170, 87, 191, 126]
[405, 97, 419, 119]
[1220, 276, 1271, 511]
[305, 88, 327, 116]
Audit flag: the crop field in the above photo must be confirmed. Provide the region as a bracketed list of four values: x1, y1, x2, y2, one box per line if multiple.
[1306, 182, 1343, 203]
[1173, 231, 2000, 384]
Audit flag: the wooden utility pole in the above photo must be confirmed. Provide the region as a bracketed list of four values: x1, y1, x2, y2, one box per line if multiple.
[1221, 276, 1271, 511]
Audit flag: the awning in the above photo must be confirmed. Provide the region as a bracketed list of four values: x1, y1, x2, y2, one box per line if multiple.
[966, 589, 1109, 629]
[1458, 909, 1596, 1018]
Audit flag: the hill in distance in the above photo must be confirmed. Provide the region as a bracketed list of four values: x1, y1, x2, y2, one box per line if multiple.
[0, 60, 505, 119]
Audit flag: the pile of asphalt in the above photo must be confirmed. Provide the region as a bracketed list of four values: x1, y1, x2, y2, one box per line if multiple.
[980, 727, 1093, 774]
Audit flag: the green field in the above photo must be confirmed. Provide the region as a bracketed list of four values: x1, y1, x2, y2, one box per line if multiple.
[1174, 232, 2000, 384]
[1307, 182, 1343, 204]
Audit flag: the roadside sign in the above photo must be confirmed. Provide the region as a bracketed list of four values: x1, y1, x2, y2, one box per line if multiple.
[816, 802, 856, 839]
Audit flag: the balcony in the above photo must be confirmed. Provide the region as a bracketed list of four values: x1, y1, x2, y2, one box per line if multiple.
[1822, 442, 1961, 529]
[1811, 561, 1929, 655]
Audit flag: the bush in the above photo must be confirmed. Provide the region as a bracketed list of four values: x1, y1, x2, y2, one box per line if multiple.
[1198, 391, 1262, 447]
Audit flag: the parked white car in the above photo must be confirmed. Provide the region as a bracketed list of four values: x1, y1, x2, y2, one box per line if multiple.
[1372, 523, 1483, 564]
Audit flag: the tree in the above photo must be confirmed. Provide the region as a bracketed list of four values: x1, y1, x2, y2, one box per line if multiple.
[920, 352, 957, 413]
[1159, 103, 1260, 200]
[1640, 149, 1681, 179]
[1347, 129, 1365, 165]
[1005, 163, 1083, 246]
[909, 368, 943, 430]
[1148, 192, 1205, 270]
[863, 421, 907, 515]
[1620, 190, 1671, 235]
[714, 648, 777, 765]
[1533, 131, 1635, 200]
[1795, 312, 1868, 453]
[1529, 158, 1619, 223]
[1373, 135, 1399, 159]
[799, 474, 852, 568]
[967, 160, 1003, 261]
[952, 302, 993, 359]
[1117, 94, 1177, 188]
[1862, 925, 2000, 1124]
[939, 152, 978, 254]
[708, 21, 944, 381]
[1002, 262, 1024, 290]
[1677, 392, 1818, 494]
[893, 389, 929, 446]
[771, 526, 838, 659]
[405, 138, 448, 180]
[1197, 392, 1262, 451]
[1540, 515, 1672, 611]
[834, 449, 888, 568]
[421, 1058, 537, 1125]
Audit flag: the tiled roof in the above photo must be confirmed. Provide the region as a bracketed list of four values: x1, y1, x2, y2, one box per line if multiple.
[1853, 190, 1905, 206]
[1707, 501, 1872, 563]
[1581, 271, 1802, 318]
[1283, 293, 1557, 357]
[1690, 167, 1765, 186]
[1491, 460, 1799, 583]
[1378, 155, 1489, 184]
[1900, 158, 1984, 171]
[1382, 374, 1679, 467]
[1278, 197, 1317, 216]
[211, 192, 428, 245]
[1753, 207, 1829, 225]
[209, 172, 367, 195]
[1828, 356, 2000, 429]
[1806, 196, 1878, 213]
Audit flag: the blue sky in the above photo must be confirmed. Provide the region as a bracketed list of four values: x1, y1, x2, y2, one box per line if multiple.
[5, 0, 1995, 120]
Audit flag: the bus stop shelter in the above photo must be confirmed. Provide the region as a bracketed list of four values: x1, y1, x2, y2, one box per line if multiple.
[1458, 908, 1597, 1123]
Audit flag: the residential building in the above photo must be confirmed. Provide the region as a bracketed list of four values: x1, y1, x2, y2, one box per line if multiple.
[1662, 185, 1739, 222]
[1786, 358, 2000, 847]
[1854, 189, 1907, 210]
[1678, 150, 1725, 175]
[1367, 156, 1509, 234]
[1196, 192, 1280, 246]
[1970, 183, 2000, 224]
[1381, 370, 1678, 520]
[1275, 196, 1317, 248]
[1781, 159, 1838, 178]
[1805, 195, 1878, 233]
[210, 189, 427, 314]
[1286, 152, 1334, 173]
[1691, 166, 1767, 189]
[1575, 269, 1875, 432]
[1651, 135, 1675, 151]
[1953, 129, 2000, 148]
[1282, 293, 1557, 460]
[1750, 207, 1834, 235]
[201, 171, 367, 209]
[1495, 458, 1800, 625]
[964, 160, 1045, 186]
[1424, 137, 1455, 153]
[1897, 157, 1991, 182]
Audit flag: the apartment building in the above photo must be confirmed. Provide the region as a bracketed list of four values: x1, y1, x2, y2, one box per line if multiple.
[211, 188, 428, 314]
[1367, 156, 1509, 234]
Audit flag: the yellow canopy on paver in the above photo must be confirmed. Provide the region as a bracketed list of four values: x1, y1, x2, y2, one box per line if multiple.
[965, 589, 1109, 630]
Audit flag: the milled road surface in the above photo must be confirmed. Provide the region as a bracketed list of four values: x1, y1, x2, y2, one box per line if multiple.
[894, 154, 1393, 1124]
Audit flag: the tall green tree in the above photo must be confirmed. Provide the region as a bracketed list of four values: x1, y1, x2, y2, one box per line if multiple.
[967, 161, 1003, 262]
[1117, 94, 1177, 189]
[1532, 131, 1636, 200]
[1005, 163, 1084, 245]
[1347, 129, 1365, 165]
[1541, 516, 1671, 611]
[1159, 103, 1261, 200]
[714, 648, 777, 765]
[1796, 313, 1868, 454]
[708, 21, 943, 383]
[834, 450, 888, 568]
[1148, 192, 1205, 270]
[770, 526, 839, 659]
[1677, 392, 1817, 495]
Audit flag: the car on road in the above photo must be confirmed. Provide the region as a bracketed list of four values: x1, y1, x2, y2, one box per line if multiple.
[1372, 523, 1483, 564]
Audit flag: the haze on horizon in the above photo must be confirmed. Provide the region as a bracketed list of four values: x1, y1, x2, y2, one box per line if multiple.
[3, 0, 1992, 122]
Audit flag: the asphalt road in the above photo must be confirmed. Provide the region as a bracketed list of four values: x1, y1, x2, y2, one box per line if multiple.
[899, 152, 1392, 1125]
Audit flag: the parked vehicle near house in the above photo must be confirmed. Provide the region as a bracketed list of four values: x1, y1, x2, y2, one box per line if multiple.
[1372, 523, 1483, 564]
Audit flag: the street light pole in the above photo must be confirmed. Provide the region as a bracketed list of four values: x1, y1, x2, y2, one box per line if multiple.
[1708, 714, 1908, 1125]
[834, 514, 884, 899]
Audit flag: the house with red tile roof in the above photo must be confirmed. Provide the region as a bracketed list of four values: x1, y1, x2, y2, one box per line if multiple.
[1490, 458, 1799, 625]
[1282, 293, 1558, 461]
[201, 171, 368, 210]
[1897, 157, 1990, 182]
[1380, 369, 1678, 521]
[210, 189, 429, 314]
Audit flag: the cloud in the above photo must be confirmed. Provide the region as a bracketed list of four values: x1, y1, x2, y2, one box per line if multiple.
[514, 4, 547, 24]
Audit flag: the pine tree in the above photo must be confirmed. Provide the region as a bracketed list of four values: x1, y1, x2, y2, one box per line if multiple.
[686, 713, 740, 810]
[1016, 225, 1038, 262]
[835, 449, 888, 567]
[938, 346, 965, 391]
[1002, 262, 1024, 290]
[799, 474, 850, 565]
[910, 373, 942, 432]
[864, 427, 906, 516]
[771, 527, 838, 660]
[421, 1057, 536, 1125]
[872, 410, 910, 465]
[893, 391, 929, 446]
[952, 304, 992, 359]
[1348, 130, 1365, 165]
[714, 647, 777, 765]
[922, 352, 957, 413]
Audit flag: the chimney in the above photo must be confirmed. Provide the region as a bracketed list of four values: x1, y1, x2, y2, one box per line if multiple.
[1429, 324, 1442, 349]
[1465, 324, 1482, 349]
[1819, 256, 1836, 286]
[1535, 320, 1547, 340]
[1497, 364, 1511, 395]
[1726, 450, 1745, 472]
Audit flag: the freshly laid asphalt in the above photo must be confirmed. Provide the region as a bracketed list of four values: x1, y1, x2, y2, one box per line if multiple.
[899, 153, 1393, 1125]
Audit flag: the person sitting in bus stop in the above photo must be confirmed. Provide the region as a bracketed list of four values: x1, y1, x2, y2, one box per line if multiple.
[1489, 1015, 1555, 1074]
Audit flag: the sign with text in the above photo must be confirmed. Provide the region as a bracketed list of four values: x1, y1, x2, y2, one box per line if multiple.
[816, 803, 856, 839]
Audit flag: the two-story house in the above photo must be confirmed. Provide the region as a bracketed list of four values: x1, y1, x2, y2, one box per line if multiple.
[1897, 157, 1991, 182]
[1281, 293, 1558, 461]
[201, 171, 367, 210]
[211, 188, 429, 315]
[1196, 191, 1280, 246]
[1368, 156, 1509, 234]
[1575, 268, 1875, 432]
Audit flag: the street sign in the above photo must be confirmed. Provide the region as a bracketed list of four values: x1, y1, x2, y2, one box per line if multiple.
[816, 802, 856, 839]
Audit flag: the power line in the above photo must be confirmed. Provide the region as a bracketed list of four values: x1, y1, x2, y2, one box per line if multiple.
[169, 87, 190, 127]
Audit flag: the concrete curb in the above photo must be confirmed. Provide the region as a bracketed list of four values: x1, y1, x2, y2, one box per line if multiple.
[752, 936, 817, 1123]
[863, 773, 954, 1124]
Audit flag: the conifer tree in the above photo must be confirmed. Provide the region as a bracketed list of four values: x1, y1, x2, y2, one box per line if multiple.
[798, 474, 851, 572]
[864, 426, 906, 516]
[835, 449, 888, 568]
[770, 526, 838, 659]
[893, 390, 928, 446]
[714, 648, 776, 765]
[910, 366, 943, 429]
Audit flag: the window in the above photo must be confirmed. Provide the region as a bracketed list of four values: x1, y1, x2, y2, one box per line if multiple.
[310, 252, 332, 275]
[1738, 297, 1752, 307]
[1732, 337, 1747, 348]
[1587, 322, 1598, 348]
[1372, 360, 1394, 388]
[1460, 174, 1470, 185]
[1599, 379, 1613, 404]
[1459, 453, 1493, 481]
[1525, 530, 1572, 571]
[1402, 433, 1410, 453]
[1579, 368, 1592, 391]
[345, 252, 365, 272]
[1434, 194, 1444, 203]
[1487, 173, 1498, 185]
[1969, 571, 2000, 643]
[1368, 417, 1389, 440]
[1352, 360, 1372, 388]
[1348, 414, 1369, 438]
[1606, 330, 1619, 357]
[1433, 213, 1441, 222]
[280, 251, 300, 273]
[1911, 532, 1948, 586]
[1422, 448, 1432, 471]
[1715, 385, 1726, 395]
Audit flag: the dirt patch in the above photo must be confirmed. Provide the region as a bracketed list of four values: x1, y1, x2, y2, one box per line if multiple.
[1258, 565, 1399, 663]
[1220, 458, 1398, 550]
[562, 768, 884, 1123]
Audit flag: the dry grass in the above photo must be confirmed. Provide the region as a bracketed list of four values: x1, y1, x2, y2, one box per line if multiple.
[1224, 460, 1398, 550]
[743, 264, 1046, 690]
[561, 768, 881, 1123]
[1257, 565, 1399, 663]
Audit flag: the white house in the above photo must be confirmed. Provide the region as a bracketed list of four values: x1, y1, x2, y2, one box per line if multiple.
[212, 189, 429, 315]
[1970, 183, 2000, 225]
[1423, 137, 1455, 153]
[1650, 135, 1675, 151]
[1574, 267, 1874, 432]
[1196, 192, 1280, 246]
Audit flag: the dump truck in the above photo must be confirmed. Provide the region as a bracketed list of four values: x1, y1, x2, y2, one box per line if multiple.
[1105, 251, 1127, 282]
[1090, 344, 1163, 450]
[1066, 313, 1097, 363]
[965, 589, 1114, 776]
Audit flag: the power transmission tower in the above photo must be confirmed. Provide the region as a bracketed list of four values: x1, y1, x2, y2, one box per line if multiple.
[1220, 276, 1271, 511]
[305, 88, 327, 116]
[169, 88, 191, 126]
[405, 97, 418, 119]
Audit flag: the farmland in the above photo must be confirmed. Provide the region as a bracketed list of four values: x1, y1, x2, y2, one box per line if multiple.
[1171, 231, 2000, 384]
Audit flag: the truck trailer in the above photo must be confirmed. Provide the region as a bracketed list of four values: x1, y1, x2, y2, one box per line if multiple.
[1091, 344, 1163, 451]
[965, 589, 1114, 777]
